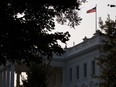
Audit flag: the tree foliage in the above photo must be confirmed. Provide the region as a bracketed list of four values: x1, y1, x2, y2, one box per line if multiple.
[21, 63, 50, 87]
[0, 0, 82, 87]
[98, 16, 116, 87]
[0, 0, 81, 66]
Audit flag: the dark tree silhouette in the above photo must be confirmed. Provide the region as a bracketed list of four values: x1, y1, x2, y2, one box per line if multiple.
[21, 63, 50, 87]
[0, 0, 82, 87]
[98, 16, 116, 87]
[0, 0, 81, 65]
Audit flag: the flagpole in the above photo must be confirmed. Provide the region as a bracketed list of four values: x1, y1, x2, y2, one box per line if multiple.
[86, 5, 97, 32]
[95, 4, 97, 32]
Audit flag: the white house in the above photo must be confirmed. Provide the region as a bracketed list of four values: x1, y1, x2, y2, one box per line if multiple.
[0, 31, 104, 87]
[49, 31, 103, 87]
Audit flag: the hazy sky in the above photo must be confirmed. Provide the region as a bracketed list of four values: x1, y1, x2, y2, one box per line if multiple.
[55, 0, 116, 47]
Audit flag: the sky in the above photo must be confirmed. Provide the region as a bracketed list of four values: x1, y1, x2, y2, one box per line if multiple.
[55, 0, 116, 47]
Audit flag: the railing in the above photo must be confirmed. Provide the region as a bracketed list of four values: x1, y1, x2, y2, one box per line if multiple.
[53, 33, 102, 59]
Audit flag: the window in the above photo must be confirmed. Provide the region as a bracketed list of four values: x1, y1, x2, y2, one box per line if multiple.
[53, 73, 56, 85]
[60, 71, 62, 84]
[76, 65, 79, 79]
[69, 68, 72, 81]
[83, 63, 87, 77]
[91, 60, 95, 75]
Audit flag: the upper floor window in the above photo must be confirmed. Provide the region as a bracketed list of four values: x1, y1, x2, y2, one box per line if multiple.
[69, 68, 72, 81]
[91, 60, 95, 75]
[83, 63, 87, 77]
[60, 71, 62, 84]
[76, 65, 79, 79]
[53, 73, 56, 85]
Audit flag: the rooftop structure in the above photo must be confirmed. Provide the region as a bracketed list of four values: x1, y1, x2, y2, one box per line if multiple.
[49, 30, 103, 87]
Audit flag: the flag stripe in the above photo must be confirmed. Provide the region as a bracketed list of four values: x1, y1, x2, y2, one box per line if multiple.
[87, 7, 96, 13]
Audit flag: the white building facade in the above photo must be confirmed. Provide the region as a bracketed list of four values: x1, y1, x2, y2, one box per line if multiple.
[49, 31, 103, 87]
[0, 31, 103, 87]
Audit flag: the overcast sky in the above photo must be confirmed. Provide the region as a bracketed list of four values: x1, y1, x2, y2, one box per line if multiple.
[55, 0, 116, 47]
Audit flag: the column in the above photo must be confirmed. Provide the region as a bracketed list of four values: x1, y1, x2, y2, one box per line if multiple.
[0, 70, 2, 87]
[6, 67, 10, 87]
[2, 69, 6, 87]
[5, 70, 7, 87]
[10, 65, 15, 87]
[9, 71, 11, 87]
